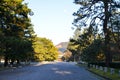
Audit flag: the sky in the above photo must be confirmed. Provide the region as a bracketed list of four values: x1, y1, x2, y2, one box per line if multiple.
[25, 0, 79, 45]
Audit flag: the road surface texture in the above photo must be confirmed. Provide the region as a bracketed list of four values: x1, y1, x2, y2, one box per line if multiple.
[0, 62, 104, 80]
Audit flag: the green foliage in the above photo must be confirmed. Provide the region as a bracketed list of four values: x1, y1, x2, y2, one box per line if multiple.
[67, 38, 79, 61]
[73, 0, 120, 65]
[0, 0, 34, 66]
[73, 0, 120, 30]
[89, 68, 120, 80]
[73, 27, 81, 40]
[3, 37, 33, 61]
[68, 27, 96, 61]
[67, 39, 79, 52]
[81, 39, 105, 63]
[0, 0, 32, 37]
[0, 31, 4, 57]
[33, 37, 58, 62]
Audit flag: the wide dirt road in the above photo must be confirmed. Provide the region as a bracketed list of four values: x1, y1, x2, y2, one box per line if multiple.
[0, 62, 103, 80]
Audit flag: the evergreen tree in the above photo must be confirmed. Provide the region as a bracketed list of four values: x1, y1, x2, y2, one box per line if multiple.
[0, 0, 34, 66]
[73, 0, 120, 66]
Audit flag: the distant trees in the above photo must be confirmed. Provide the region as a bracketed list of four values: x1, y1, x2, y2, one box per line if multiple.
[68, 27, 102, 62]
[67, 27, 81, 61]
[61, 50, 72, 61]
[33, 37, 58, 62]
[72, 0, 120, 66]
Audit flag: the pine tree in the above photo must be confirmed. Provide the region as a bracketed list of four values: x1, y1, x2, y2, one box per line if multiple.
[73, 0, 120, 66]
[0, 0, 34, 66]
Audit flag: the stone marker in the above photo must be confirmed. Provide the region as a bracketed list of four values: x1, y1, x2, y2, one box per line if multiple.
[110, 68, 115, 74]
[104, 67, 107, 72]
[93, 65, 95, 68]
[119, 70, 120, 76]
[99, 66, 103, 71]
[96, 65, 98, 69]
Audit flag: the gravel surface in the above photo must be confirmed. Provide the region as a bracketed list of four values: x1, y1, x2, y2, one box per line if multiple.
[0, 62, 104, 80]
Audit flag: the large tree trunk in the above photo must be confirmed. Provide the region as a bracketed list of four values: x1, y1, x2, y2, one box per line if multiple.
[10, 59, 14, 65]
[4, 56, 8, 67]
[103, 1, 112, 67]
[17, 59, 20, 64]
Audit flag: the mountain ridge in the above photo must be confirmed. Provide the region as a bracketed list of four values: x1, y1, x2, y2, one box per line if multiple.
[55, 42, 68, 48]
[56, 42, 68, 53]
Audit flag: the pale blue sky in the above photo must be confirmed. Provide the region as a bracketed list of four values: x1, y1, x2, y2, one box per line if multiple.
[25, 0, 79, 45]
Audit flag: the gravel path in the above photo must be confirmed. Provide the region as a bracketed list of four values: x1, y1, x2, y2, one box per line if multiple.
[0, 62, 104, 80]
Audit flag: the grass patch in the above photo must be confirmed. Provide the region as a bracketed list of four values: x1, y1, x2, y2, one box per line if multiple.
[89, 68, 120, 80]
[77, 63, 120, 80]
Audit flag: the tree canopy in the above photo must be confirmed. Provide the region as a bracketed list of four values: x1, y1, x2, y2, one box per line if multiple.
[33, 37, 58, 62]
[73, 0, 120, 66]
[0, 0, 34, 66]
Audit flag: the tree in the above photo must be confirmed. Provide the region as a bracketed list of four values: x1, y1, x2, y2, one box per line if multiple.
[110, 13, 120, 48]
[73, 0, 120, 66]
[0, 30, 4, 61]
[0, 0, 34, 66]
[68, 27, 96, 61]
[73, 27, 81, 40]
[67, 39, 80, 61]
[33, 37, 58, 62]
[81, 39, 105, 63]
[61, 50, 72, 61]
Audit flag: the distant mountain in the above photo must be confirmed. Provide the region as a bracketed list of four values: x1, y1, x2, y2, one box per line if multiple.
[56, 42, 68, 48]
[58, 48, 66, 53]
[56, 42, 68, 53]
